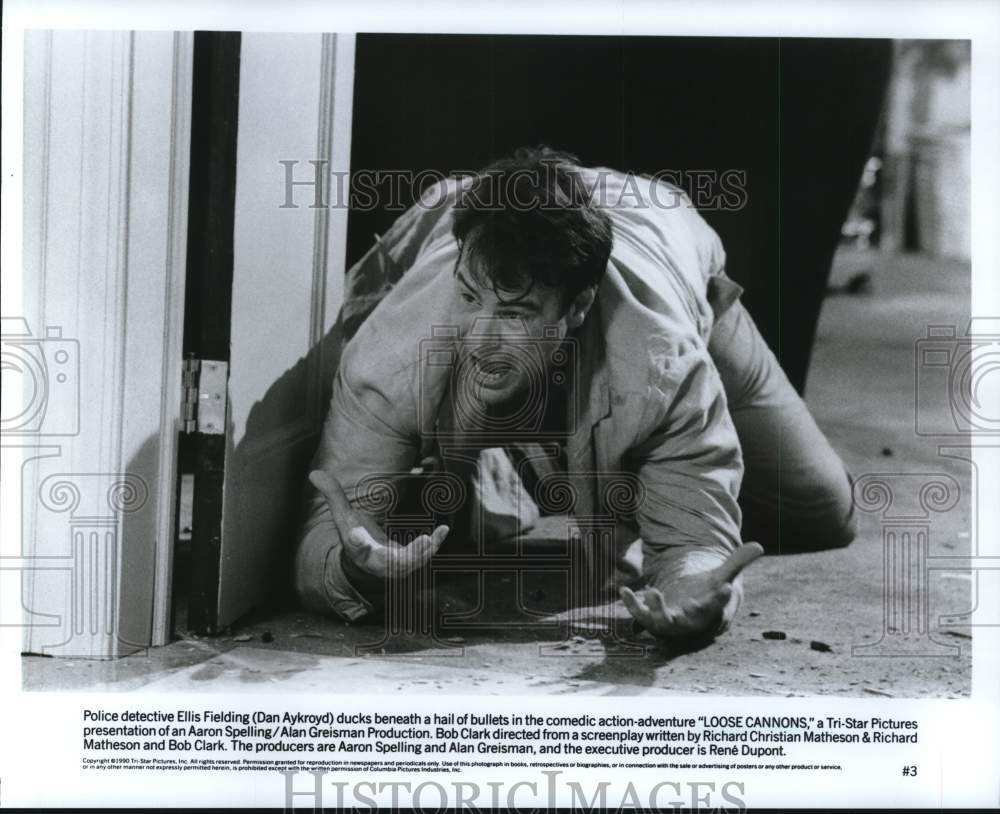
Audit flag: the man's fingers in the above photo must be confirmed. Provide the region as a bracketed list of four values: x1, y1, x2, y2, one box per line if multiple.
[619, 586, 643, 614]
[310, 471, 450, 579]
[430, 524, 451, 549]
[619, 586, 653, 626]
[392, 535, 436, 575]
[404, 525, 449, 569]
[713, 541, 764, 584]
[342, 526, 381, 567]
[385, 525, 449, 575]
[647, 587, 671, 620]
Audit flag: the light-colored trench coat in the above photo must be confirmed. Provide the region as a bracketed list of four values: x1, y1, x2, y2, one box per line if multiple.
[298, 167, 746, 621]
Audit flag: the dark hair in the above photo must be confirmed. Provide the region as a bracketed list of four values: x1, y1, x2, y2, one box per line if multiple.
[451, 145, 612, 307]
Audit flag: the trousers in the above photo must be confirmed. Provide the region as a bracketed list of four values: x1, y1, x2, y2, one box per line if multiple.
[709, 299, 856, 553]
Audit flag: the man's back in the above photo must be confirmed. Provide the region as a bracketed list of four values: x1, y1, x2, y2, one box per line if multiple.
[296, 149, 852, 641]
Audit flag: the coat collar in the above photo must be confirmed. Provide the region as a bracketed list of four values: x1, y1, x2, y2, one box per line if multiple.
[567, 292, 614, 474]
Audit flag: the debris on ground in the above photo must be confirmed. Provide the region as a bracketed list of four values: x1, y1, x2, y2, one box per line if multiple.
[863, 687, 895, 698]
[825, 271, 873, 297]
[261, 631, 274, 643]
[232, 634, 253, 642]
[762, 630, 786, 640]
[810, 640, 833, 653]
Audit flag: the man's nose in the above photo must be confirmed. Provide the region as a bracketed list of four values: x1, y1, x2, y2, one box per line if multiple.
[461, 320, 501, 360]
[460, 315, 526, 344]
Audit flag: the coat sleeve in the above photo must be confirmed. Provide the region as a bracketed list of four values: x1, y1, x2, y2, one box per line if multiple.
[296, 178, 469, 619]
[627, 337, 747, 630]
[296, 357, 422, 620]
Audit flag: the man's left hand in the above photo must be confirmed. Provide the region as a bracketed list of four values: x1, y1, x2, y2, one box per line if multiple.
[619, 542, 764, 642]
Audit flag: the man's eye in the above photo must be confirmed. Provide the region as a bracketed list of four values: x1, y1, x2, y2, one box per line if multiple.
[497, 311, 522, 321]
[459, 291, 478, 305]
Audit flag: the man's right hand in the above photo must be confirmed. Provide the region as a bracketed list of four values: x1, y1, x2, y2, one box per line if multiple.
[309, 470, 450, 580]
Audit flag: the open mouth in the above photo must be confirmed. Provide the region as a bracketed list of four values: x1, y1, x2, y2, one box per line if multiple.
[469, 356, 514, 389]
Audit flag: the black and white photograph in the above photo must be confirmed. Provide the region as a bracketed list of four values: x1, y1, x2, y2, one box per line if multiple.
[14, 30, 976, 695]
[1, 1, 998, 809]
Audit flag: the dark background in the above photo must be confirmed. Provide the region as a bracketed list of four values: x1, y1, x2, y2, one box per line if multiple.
[347, 35, 892, 393]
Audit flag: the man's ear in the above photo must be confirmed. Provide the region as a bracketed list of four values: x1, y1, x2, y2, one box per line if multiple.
[566, 286, 597, 329]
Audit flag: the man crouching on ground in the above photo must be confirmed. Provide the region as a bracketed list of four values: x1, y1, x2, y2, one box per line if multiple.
[294, 146, 856, 645]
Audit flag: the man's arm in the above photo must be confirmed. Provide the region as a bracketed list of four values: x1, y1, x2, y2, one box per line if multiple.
[624, 338, 761, 640]
[296, 357, 430, 620]
[297, 179, 465, 619]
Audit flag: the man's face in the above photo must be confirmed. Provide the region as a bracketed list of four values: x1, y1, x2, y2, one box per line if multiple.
[452, 259, 578, 407]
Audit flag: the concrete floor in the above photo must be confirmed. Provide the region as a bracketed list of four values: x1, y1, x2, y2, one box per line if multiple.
[24, 246, 973, 696]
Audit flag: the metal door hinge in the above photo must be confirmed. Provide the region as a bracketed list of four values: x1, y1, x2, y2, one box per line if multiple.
[181, 358, 228, 435]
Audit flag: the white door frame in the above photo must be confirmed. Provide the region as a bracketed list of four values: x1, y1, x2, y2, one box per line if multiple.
[213, 32, 355, 630]
[15, 30, 193, 656]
